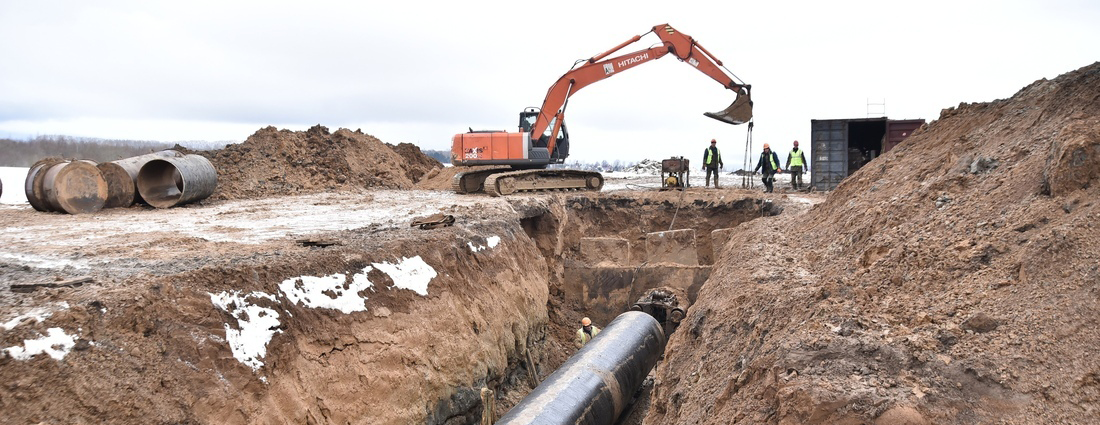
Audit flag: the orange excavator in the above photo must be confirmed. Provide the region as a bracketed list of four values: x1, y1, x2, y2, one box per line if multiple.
[451, 23, 753, 196]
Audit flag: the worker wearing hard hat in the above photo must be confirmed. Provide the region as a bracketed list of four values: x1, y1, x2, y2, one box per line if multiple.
[786, 140, 809, 190]
[701, 139, 724, 188]
[574, 317, 601, 348]
[753, 143, 782, 193]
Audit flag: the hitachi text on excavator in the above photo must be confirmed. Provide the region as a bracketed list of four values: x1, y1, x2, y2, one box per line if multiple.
[451, 23, 753, 196]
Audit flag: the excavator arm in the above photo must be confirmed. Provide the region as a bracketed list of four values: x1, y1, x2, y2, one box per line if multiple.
[533, 23, 753, 156]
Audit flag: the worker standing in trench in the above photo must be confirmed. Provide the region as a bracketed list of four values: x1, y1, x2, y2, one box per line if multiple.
[574, 317, 601, 348]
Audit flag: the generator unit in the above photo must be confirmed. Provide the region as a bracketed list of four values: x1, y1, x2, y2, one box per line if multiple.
[661, 157, 690, 190]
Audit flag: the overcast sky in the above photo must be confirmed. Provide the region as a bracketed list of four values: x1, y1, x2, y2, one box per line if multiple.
[1, 0, 1097, 166]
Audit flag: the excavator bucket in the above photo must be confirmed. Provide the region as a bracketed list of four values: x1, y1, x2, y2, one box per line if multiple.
[704, 90, 753, 125]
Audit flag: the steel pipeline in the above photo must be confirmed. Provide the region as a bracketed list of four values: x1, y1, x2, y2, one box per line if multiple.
[495, 311, 665, 425]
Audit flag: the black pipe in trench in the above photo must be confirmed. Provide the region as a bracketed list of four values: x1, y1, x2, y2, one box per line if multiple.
[495, 311, 665, 425]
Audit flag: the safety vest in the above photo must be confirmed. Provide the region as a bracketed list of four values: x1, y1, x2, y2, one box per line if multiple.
[575, 326, 601, 347]
[764, 152, 778, 171]
[705, 147, 720, 166]
[789, 148, 805, 167]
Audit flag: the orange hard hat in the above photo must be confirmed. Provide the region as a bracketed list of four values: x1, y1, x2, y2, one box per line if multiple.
[710, 139, 716, 143]
[763, 143, 770, 149]
[581, 317, 592, 326]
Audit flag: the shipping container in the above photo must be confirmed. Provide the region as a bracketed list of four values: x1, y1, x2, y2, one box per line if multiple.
[809, 117, 925, 191]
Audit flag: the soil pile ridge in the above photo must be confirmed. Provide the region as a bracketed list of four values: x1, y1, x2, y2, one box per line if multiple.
[203, 125, 440, 200]
[649, 62, 1100, 424]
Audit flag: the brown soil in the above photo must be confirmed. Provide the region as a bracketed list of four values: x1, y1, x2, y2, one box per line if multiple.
[0, 178, 804, 424]
[647, 62, 1100, 424]
[196, 125, 441, 201]
[4, 61, 1097, 425]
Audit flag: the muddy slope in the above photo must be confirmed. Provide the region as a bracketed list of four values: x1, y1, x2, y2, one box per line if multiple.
[647, 62, 1100, 424]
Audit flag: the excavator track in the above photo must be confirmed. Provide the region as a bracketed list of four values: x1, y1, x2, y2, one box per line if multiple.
[452, 167, 513, 194]
[481, 169, 604, 197]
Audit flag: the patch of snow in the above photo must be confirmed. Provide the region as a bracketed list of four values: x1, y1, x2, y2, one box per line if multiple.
[209, 291, 282, 371]
[467, 235, 502, 253]
[4, 327, 77, 360]
[373, 256, 436, 296]
[279, 268, 374, 314]
[2, 302, 71, 330]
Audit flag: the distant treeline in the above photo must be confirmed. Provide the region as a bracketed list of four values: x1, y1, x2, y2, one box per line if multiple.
[0, 136, 228, 167]
[422, 149, 451, 164]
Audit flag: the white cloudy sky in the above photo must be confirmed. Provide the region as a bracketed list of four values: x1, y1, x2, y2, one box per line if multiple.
[1, 0, 1097, 165]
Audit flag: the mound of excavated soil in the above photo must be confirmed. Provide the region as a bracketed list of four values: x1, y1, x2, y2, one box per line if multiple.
[390, 142, 443, 183]
[201, 125, 440, 200]
[649, 62, 1100, 424]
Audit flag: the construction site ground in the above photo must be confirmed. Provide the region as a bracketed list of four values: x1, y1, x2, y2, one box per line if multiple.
[2, 62, 1099, 424]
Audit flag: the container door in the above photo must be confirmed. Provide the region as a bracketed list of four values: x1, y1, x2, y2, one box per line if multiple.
[810, 119, 848, 191]
[883, 119, 925, 153]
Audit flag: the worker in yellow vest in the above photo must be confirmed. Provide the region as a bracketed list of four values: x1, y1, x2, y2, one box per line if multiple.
[753, 144, 782, 193]
[786, 140, 809, 190]
[574, 317, 601, 348]
[701, 139, 724, 188]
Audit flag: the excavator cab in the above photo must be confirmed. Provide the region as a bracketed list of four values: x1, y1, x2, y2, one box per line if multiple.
[704, 88, 753, 125]
[520, 108, 569, 162]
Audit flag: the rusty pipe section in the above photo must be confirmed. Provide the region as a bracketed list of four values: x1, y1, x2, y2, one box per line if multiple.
[110, 150, 180, 205]
[496, 311, 665, 425]
[136, 154, 217, 208]
[24, 159, 109, 214]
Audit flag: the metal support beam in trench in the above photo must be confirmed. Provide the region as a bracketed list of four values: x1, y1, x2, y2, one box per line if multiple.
[495, 311, 665, 425]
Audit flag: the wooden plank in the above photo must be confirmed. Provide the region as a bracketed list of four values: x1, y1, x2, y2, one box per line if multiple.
[11, 277, 94, 293]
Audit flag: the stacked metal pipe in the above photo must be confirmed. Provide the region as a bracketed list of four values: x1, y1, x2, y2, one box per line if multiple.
[24, 151, 217, 214]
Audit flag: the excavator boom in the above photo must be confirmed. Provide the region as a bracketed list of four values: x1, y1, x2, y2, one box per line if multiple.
[451, 23, 751, 196]
[531, 23, 752, 154]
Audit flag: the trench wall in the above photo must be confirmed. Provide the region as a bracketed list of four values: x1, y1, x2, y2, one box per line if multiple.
[0, 220, 550, 425]
[518, 195, 770, 329]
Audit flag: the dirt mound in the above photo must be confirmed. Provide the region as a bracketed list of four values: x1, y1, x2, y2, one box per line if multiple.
[390, 142, 443, 183]
[200, 125, 439, 200]
[649, 62, 1100, 424]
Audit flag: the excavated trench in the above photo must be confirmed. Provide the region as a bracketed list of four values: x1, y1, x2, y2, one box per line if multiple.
[494, 193, 781, 423]
[0, 191, 783, 425]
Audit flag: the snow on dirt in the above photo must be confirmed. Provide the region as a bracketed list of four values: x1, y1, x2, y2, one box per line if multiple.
[4, 327, 78, 360]
[209, 290, 282, 371]
[0, 189, 507, 272]
[279, 268, 376, 314]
